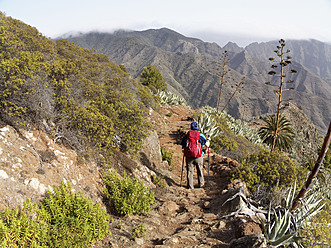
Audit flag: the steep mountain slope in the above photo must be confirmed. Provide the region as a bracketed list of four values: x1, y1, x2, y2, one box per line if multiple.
[245, 39, 331, 81]
[65, 29, 331, 134]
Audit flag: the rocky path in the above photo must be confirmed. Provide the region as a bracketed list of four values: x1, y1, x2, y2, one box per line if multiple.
[106, 105, 264, 248]
[153, 105, 230, 192]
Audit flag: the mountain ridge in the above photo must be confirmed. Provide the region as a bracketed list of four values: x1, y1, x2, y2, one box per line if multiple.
[64, 28, 331, 134]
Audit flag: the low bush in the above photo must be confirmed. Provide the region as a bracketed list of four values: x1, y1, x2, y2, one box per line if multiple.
[39, 182, 111, 247]
[136, 85, 160, 110]
[230, 149, 307, 193]
[300, 199, 331, 247]
[152, 174, 166, 188]
[161, 146, 173, 166]
[0, 199, 48, 247]
[0, 182, 110, 247]
[103, 170, 155, 216]
[0, 14, 152, 166]
[211, 134, 238, 152]
[130, 224, 146, 240]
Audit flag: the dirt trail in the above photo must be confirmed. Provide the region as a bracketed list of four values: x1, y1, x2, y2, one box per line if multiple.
[153, 105, 228, 192]
[107, 105, 250, 248]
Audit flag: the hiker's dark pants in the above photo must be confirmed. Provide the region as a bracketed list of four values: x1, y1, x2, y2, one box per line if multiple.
[186, 156, 204, 189]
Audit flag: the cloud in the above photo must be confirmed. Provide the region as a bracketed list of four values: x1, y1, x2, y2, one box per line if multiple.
[0, 0, 330, 45]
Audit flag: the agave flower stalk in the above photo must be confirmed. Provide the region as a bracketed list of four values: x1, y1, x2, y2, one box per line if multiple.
[291, 121, 331, 212]
[266, 39, 296, 152]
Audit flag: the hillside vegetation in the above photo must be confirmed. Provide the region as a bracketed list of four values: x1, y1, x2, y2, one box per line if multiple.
[0, 12, 156, 162]
[0, 13, 330, 247]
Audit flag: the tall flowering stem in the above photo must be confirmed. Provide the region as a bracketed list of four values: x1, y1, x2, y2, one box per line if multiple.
[291, 121, 331, 211]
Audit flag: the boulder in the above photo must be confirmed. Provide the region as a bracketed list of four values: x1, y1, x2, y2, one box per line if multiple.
[159, 201, 179, 215]
[140, 130, 165, 170]
[234, 218, 262, 238]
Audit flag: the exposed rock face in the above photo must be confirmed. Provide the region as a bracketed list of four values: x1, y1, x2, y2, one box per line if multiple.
[0, 125, 164, 211]
[111, 149, 157, 189]
[140, 130, 166, 171]
[0, 125, 104, 211]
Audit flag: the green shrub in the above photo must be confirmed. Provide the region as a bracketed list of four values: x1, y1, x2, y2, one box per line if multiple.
[39, 181, 110, 247]
[136, 85, 160, 110]
[130, 224, 146, 240]
[231, 149, 306, 193]
[301, 199, 331, 247]
[161, 146, 173, 166]
[0, 199, 48, 247]
[68, 104, 115, 155]
[211, 134, 238, 152]
[152, 174, 166, 188]
[111, 99, 152, 155]
[166, 112, 173, 117]
[103, 170, 155, 216]
[0, 182, 110, 248]
[0, 13, 152, 163]
[139, 64, 167, 91]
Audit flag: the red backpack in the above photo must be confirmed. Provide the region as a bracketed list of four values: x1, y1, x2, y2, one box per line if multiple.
[184, 130, 202, 158]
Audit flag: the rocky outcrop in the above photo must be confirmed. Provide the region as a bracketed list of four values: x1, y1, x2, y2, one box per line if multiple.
[140, 130, 167, 171]
[0, 126, 165, 210]
[0, 125, 104, 211]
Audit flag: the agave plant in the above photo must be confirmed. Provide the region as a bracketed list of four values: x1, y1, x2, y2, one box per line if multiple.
[291, 179, 326, 231]
[260, 182, 300, 247]
[206, 107, 263, 145]
[262, 206, 302, 247]
[260, 181, 325, 247]
[156, 91, 168, 105]
[197, 112, 223, 138]
[156, 90, 188, 106]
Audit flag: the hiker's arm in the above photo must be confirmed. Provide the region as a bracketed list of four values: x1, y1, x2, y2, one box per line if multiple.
[199, 134, 207, 146]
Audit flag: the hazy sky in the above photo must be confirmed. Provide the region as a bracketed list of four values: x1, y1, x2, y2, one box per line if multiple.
[1, 0, 331, 47]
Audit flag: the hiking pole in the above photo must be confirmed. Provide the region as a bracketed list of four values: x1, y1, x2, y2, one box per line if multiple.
[207, 146, 210, 187]
[180, 154, 185, 187]
[206, 137, 210, 187]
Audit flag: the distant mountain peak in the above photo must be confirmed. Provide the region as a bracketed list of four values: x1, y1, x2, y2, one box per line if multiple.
[56, 31, 85, 39]
[223, 41, 243, 53]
